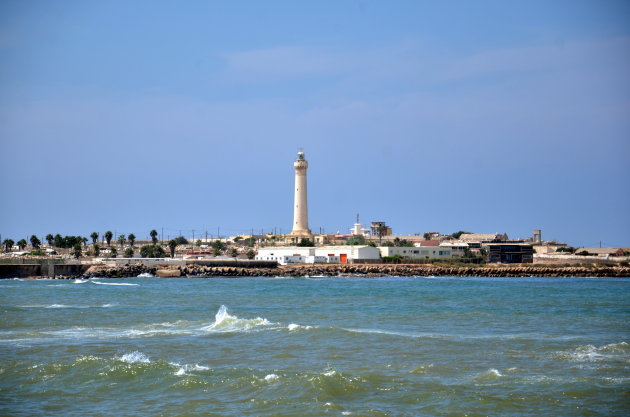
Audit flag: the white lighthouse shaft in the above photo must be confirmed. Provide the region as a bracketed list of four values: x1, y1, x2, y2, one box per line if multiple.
[291, 152, 311, 236]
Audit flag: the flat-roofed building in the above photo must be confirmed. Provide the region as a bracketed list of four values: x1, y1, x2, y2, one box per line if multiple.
[379, 246, 452, 259]
[255, 245, 380, 264]
[486, 243, 534, 263]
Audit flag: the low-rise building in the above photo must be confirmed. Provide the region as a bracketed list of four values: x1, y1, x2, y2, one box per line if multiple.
[486, 243, 534, 263]
[438, 241, 469, 257]
[575, 248, 626, 257]
[379, 246, 452, 259]
[255, 245, 380, 264]
[459, 233, 508, 245]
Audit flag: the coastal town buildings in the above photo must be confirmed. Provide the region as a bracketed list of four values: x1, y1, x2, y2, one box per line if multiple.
[255, 246, 380, 265]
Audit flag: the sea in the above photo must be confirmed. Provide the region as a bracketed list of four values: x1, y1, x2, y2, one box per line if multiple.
[1, 276, 628, 416]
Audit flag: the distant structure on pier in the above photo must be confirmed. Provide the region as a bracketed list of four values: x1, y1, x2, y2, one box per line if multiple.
[291, 151, 311, 236]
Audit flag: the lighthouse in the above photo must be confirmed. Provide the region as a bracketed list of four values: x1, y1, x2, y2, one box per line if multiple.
[291, 151, 311, 236]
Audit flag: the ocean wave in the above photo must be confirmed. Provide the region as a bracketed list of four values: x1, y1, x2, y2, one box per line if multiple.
[116, 351, 150, 363]
[342, 327, 448, 339]
[288, 323, 313, 331]
[556, 342, 629, 362]
[137, 273, 154, 278]
[169, 362, 210, 376]
[476, 368, 503, 380]
[91, 281, 139, 286]
[200, 305, 277, 333]
[19, 304, 114, 309]
[73, 279, 89, 284]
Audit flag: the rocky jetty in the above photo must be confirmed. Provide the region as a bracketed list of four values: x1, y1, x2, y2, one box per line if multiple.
[76, 263, 630, 279]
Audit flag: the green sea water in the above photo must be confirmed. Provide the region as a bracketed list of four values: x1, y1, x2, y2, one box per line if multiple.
[1, 276, 628, 416]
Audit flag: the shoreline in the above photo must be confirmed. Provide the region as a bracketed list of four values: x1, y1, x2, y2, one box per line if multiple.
[3, 263, 629, 279]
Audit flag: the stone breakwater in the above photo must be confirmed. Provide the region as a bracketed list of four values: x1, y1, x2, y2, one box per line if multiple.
[77, 263, 630, 279]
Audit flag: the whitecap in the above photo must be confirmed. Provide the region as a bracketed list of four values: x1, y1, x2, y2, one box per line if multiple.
[116, 351, 150, 363]
[200, 305, 275, 332]
[288, 323, 312, 331]
[91, 281, 139, 286]
[73, 279, 88, 284]
[170, 362, 210, 376]
[46, 304, 69, 308]
[264, 373, 279, 381]
[557, 342, 629, 362]
[475, 368, 503, 380]
[137, 273, 154, 278]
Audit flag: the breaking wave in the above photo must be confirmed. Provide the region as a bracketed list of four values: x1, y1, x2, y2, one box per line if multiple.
[200, 305, 276, 332]
[556, 342, 629, 362]
[91, 281, 139, 286]
[116, 351, 150, 363]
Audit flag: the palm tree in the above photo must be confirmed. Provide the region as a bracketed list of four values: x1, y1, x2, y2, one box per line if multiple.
[150, 229, 158, 245]
[45, 234, 54, 247]
[118, 234, 126, 248]
[82, 237, 88, 248]
[17, 239, 27, 250]
[30, 235, 41, 249]
[93, 243, 100, 257]
[90, 232, 99, 244]
[104, 231, 113, 247]
[3, 239, 14, 252]
[128, 233, 136, 247]
[168, 239, 177, 258]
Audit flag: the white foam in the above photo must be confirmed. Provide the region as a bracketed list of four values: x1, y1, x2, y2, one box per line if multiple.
[92, 281, 139, 286]
[170, 362, 210, 375]
[46, 304, 69, 308]
[323, 369, 337, 377]
[137, 273, 154, 278]
[288, 323, 312, 331]
[116, 351, 150, 363]
[559, 342, 629, 362]
[264, 373, 279, 381]
[73, 279, 88, 284]
[201, 305, 275, 332]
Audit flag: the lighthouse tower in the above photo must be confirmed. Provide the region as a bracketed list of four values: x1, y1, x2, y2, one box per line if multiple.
[291, 151, 311, 236]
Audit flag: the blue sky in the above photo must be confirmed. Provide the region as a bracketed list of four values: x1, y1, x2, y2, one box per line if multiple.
[1, 0, 629, 247]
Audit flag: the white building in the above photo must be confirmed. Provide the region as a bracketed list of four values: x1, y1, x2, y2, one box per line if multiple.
[438, 241, 469, 257]
[256, 245, 380, 264]
[379, 246, 452, 259]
